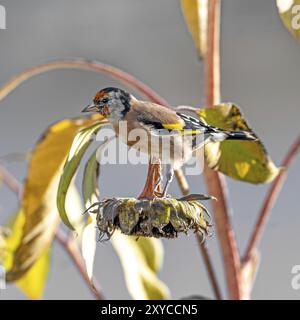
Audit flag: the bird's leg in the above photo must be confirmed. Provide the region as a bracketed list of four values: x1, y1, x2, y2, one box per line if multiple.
[138, 158, 161, 200]
[154, 170, 163, 192]
[161, 164, 174, 198]
[153, 172, 164, 198]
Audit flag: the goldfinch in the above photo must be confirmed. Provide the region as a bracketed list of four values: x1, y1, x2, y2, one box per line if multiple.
[82, 87, 256, 197]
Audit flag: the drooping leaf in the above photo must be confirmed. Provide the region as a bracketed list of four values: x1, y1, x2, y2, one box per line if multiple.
[112, 231, 170, 300]
[16, 249, 50, 300]
[80, 140, 117, 280]
[82, 148, 100, 208]
[6, 116, 101, 282]
[181, 0, 208, 58]
[198, 103, 280, 183]
[81, 148, 101, 281]
[82, 137, 115, 208]
[65, 182, 85, 243]
[276, 0, 300, 42]
[81, 215, 97, 281]
[3, 210, 50, 299]
[57, 121, 107, 230]
[135, 237, 163, 273]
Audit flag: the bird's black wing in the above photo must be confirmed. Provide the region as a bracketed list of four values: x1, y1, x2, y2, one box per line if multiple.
[176, 112, 257, 142]
[176, 112, 218, 134]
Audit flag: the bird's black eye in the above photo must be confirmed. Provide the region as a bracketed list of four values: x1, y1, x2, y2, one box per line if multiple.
[102, 97, 109, 104]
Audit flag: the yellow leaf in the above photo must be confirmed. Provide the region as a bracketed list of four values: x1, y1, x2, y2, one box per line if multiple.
[135, 237, 163, 273]
[6, 116, 100, 282]
[16, 249, 50, 300]
[0, 228, 8, 261]
[234, 162, 250, 179]
[4, 210, 50, 299]
[181, 0, 208, 58]
[276, 0, 300, 42]
[112, 232, 169, 300]
[198, 103, 280, 183]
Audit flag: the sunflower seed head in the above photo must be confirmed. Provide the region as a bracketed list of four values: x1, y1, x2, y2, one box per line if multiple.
[86, 196, 213, 241]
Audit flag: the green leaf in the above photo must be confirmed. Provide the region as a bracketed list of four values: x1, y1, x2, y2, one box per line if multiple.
[82, 148, 100, 208]
[112, 231, 170, 300]
[198, 103, 280, 183]
[181, 0, 208, 58]
[57, 121, 107, 230]
[4, 210, 50, 299]
[276, 0, 300, 42]
[82, 137, 114, 208]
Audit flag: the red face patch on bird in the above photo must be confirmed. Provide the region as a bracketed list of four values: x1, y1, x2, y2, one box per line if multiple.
[91, 91, 111, 117]
[93, 91, 108, 104]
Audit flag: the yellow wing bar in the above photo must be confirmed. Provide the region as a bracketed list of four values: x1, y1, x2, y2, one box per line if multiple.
[162, 123, 202, 135]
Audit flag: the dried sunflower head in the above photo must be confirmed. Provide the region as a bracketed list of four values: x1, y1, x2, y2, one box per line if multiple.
[86, 194, 213, 240]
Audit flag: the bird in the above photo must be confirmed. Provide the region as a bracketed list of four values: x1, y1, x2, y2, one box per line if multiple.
[82, 87, 256, 197]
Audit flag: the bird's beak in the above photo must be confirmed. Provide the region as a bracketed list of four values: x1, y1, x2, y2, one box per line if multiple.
[82, 104, 99, 113]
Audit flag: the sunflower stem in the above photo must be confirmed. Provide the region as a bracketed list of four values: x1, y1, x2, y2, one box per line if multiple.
[203, 0, 243, 299]
[197, 235, 222, 300]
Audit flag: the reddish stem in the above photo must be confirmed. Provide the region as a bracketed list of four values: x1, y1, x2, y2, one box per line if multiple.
[0, 59, 169, 107]
[0, 165, 23, 200]
[203, 0, 242, 299]
[174, 169, 190, 196]
[196, 233, 222, 300]
[243, 135, 300, 262]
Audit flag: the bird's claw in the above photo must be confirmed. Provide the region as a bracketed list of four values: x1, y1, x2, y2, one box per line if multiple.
[153, 191, 172, 199]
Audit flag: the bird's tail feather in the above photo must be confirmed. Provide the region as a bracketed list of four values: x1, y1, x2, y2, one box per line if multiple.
[225, 130, 257, 141]
[208, 130, 257, 143]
